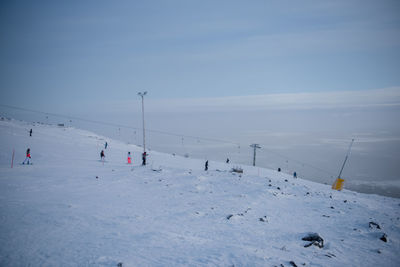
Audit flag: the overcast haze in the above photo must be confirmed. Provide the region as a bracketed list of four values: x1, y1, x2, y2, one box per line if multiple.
[1, 0, 400, 197]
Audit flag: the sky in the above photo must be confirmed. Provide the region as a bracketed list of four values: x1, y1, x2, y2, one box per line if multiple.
[1, 0, 400, 108]
[0, 0, 400, 197]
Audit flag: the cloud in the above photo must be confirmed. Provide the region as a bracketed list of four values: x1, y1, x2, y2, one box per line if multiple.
[143, 87, 400, 112]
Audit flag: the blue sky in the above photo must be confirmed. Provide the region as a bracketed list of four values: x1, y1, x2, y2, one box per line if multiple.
[1, 0, 400, 111]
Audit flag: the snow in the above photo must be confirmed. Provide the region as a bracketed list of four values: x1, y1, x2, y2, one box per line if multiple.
[1, 119, 399, 266]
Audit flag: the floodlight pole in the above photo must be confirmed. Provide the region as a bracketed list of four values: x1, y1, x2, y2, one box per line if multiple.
[138, 91, 147, 154]
[250, 144, 261, 166]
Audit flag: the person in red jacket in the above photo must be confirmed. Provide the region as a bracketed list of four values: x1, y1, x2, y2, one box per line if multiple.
[127, 152, 132, 164]
[22, 148, 31, 165]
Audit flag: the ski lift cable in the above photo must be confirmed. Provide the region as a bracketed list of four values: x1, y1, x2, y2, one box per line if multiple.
[0, 103, 240, 146]
[258, 145, 337, 177]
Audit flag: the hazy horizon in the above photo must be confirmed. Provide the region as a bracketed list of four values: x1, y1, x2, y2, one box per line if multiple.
[1, 87, 400, 198]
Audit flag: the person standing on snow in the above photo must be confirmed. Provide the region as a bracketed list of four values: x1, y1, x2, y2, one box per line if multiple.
[105, 142, 108, 149]
[205, 160, 209, 171]
[22, 148, 31, 165]
[127, 152, 132, 164]
[100, 150, 105, 161]
[142, 152, 147, 165]
[293, 171, 297, 178]
[29, 129, 32, 137]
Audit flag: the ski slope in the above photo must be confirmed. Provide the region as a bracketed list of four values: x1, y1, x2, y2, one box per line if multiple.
[0, 119, 399, 267]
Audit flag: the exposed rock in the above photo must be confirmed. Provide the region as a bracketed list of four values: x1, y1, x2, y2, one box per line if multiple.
[380, 233, 388, 242]
[302, 233, 324, 248]
[369, 221, 381, 230]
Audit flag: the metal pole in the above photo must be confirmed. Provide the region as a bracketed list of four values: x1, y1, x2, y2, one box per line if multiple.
[141, 94, 145, 153]
[138, 91, 147, 154]
[250, 144, 261, 166]
[337, 139, 354, 179]
[11, 149, 14, 168]
[253, 146, 256, 166]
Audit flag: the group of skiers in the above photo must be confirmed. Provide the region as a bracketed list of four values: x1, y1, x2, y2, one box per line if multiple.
[99, 142, 147, 166]
[21, 129, 33, 165]
[21, 130, 298, 177]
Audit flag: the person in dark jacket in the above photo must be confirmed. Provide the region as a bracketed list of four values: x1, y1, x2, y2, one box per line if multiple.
[100, 150, 105, 161]
[142, 152, 147, 165]
[29, 129, 32, 137]
[205, 160, 209, 171]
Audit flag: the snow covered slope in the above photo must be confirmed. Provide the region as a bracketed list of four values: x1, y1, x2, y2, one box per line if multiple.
[0, 119, 399, 267]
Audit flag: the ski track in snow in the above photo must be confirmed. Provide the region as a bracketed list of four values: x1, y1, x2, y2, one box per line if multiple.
[0, 119, 399, 267]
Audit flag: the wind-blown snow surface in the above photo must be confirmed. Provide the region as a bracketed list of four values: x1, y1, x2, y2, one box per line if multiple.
[0, 119, 399, 267]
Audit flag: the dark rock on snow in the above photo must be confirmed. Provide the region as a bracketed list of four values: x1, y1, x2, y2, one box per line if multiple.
[369, 221, 381, 230]
[302, 233, 324, 248]
[380, 233, 388, 242]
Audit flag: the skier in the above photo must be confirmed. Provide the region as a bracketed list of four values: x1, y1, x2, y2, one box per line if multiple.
[293, 171, 297, 178]
[29, 129, 32, 137]
[278, 167, 281, 172]
[226, 158, 230, 163]
[127, 152, 132, 164]
[100, 150, 105, 161]
[142, 151, 147, 166]
[205, 160, 208, 171]
[105, 142, 108, 149]
[22, 148, 31, 165]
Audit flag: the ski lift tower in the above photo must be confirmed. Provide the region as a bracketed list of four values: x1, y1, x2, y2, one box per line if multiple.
[250, 144, 261, 166]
